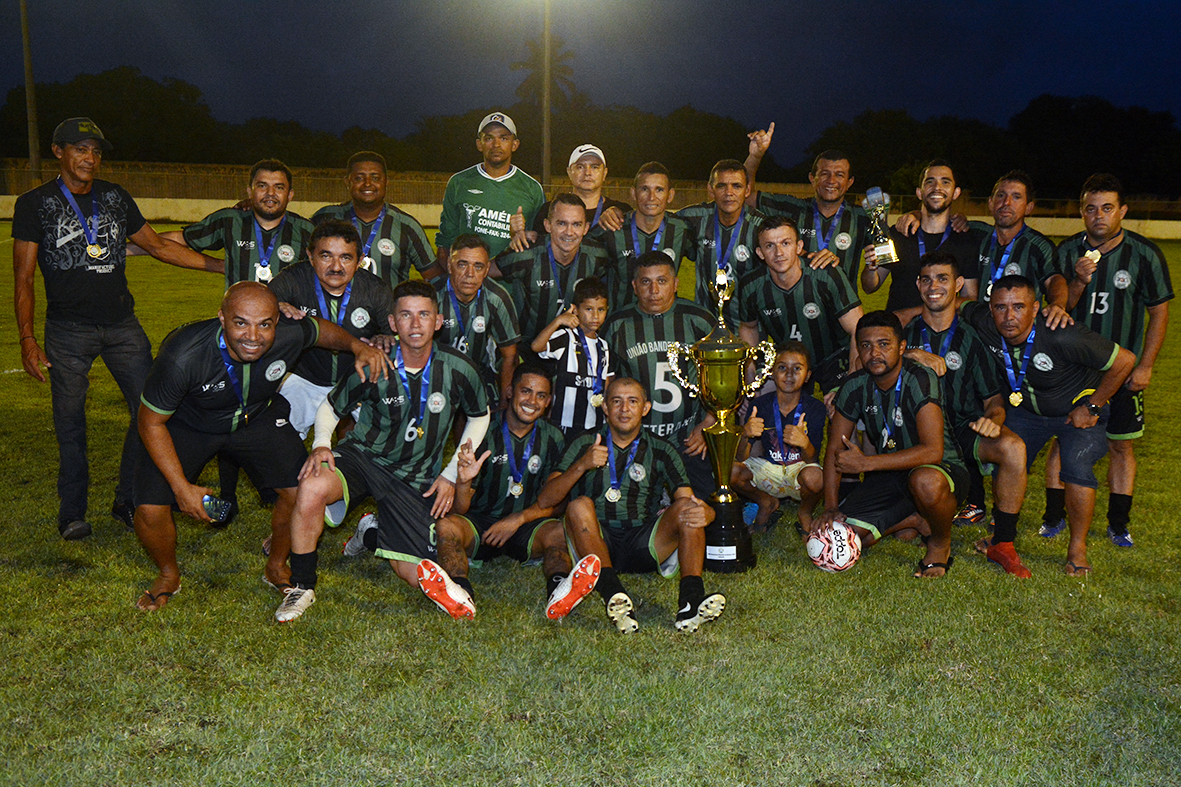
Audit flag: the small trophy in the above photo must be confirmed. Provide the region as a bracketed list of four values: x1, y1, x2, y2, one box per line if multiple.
[668, 269, 775, 572]
[863, 187, 899, 266]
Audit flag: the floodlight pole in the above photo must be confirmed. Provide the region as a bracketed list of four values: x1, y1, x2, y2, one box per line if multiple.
[541, 0, 552, 189]
[20, 0, 41, 180]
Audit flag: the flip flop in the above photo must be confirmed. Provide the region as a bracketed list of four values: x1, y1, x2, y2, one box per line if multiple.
[261, 574, 293, 593]
[136, 586, 180, 611]
[913, 556, 954, 578]
[1064, 560, 1093, 577]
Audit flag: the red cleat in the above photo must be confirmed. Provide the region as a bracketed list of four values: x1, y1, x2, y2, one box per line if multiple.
[546, 554, 601, 620]
[976, 537, 1032, 578]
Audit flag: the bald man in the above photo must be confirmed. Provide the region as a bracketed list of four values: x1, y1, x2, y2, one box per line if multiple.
[132, 282, 391, 611]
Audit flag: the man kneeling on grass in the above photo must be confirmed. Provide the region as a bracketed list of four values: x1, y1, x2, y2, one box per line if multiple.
[133, 283, 391, 610]
[813, 311, 968, 578]
[537, 377, 723, 633]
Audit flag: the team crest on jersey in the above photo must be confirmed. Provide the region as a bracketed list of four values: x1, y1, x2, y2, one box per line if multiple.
[1033, 352, 1053, 372]
[893, 407, 904, 427]
[734, 245, 750, 263]
[1004, 262, 1021, 276]
[629, 463, 646, 482]
[1113, 270, 1131, 289]
[803, 302, 821, 320]
[265, 360, 287, 382]
[527, 454, 542, 474]
[351, 308, 370, 328]
[834, 232, 852, 251]
[276, 245, 295, 264]
[945, 351, 963, 371]
[427, 392, 446, 413]
[472, 315, 486, 333]
[377, 238, 396, 256]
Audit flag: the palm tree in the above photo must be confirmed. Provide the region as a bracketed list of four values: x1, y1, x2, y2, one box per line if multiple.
[511, 37, 580, 108]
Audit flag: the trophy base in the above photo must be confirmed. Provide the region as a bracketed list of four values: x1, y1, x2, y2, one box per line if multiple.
[703, 500, 756, 573]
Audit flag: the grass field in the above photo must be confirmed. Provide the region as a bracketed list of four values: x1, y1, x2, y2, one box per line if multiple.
[1, 224, 1180, 786]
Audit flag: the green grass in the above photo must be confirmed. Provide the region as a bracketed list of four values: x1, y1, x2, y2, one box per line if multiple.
[1, 226, 1180, 786]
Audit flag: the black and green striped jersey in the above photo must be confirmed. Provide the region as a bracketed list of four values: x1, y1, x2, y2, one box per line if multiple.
[534, 196, 633, 236]
[468, 412, 565, 522]
[601, 299, 713, 443]
[597, 212, 694, 309]
[834, 360, 965, 472]
[901, 316, 1002, 431]
[675, 202, 766, 314]
[733, 265, 860, 392]
[436, 164, 546, 257]
[311, 202, 433, 288]
[969, 221, 1061, 303]
[141, 317, 319, 434]
[556, 427, 689, 530]
[182, 208, 315, 288]
[1059, 230, 1174, 358]
[267, 262, 393, 387]
[495, 240, 609, 343]
[755, 193, 871, 283]
[329, 344, 488, 489]
[963, 305, 1121, 418]
[434, 277, 520, 385]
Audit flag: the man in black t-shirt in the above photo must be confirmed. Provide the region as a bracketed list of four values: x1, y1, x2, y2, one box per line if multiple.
[11, 118, 219, 540]
[133, 283, 391, 611]
[524, 145, 630, 242]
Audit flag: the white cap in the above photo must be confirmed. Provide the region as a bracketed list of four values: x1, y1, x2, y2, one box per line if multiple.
[568, 144, 606, 167]
[478, 112, 516, 136]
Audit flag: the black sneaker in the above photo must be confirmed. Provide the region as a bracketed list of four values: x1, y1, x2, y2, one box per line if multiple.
[59, 519, 92, 540]
[111, 500, 135, 530]
[674, 592, 726, 633]
[210, 497, 238, 529]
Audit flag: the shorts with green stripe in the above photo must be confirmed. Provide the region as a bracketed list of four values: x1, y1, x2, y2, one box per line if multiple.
[567, 514, 679, 577]
[1106, 386, 1144, 441]
[454, 511, 555, 566]
[839, 465, 968, 541]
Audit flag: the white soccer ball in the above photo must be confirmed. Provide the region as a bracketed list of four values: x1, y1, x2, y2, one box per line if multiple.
[806, 520, 862, 572]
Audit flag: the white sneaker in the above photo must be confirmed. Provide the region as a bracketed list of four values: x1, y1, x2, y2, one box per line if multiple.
[546, 554, 601, 620]
[606, 591, 639, 634]
[417, 559, 475, 620]
[674, 592, 726, 633]
[343, 512, 377, 557]
[275, 586, 315, 622]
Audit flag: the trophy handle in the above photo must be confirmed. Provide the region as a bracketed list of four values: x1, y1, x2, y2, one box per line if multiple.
[742, 339, 777, 398]
[667, 341, 700, 398]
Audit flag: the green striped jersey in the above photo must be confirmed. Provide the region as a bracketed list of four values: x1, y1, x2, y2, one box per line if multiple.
[496, 240, 609, 343]
[756, 194, 871, 283]
[675, 202, 765, 314]
[311, 202, 433, 287]
[556, 427, 689, 530]
[182, 208, 315, 288]
[901, 315, 1002, 431]
[597, 212, 694, 309]
[834, 360, 965, 472]
[329, 344, 488, 489]
[436, 164, 546, 257]
[601, 299, 713, 443]
[468, 412, 565, 522]
[434, 277, 520, 386]
[1058, 230, 1174, 357]
[969, 221, 1061, 303]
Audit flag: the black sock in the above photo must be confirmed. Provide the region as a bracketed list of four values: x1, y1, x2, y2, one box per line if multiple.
[1108, 493, 1133, 534]
[596, 567, 625, 600]
[362, 527, 378, 551]
[991, 510, 1019, 544]
[289, 550, 319, 589]
[546, 572, 564, 598]
[217, 454, 240, 501]
[968, 465, 986, 509]
[1043, 487, 1066, 523]
[678, 575, 705, 607]
[454, 575, 475, 597]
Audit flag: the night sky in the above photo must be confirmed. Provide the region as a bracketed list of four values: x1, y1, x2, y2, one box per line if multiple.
[3, 0, 1179, 166]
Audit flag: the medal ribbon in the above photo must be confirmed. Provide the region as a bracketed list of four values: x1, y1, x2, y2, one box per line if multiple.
[813, 202, 845, 251]
[1003, 324, 1037, 401]
[877, 370, 905, 449]
[216, 330, 247, 423]
[56, 177, 101, 249]
[312, 276, 351, 327]
[590, 197, 604, 228]
[348, 206, 384, 261]
[630, 214, 666, 259]
[446, 279, 483, 339]
[395, 345, 433, 432]
[503, 418, 538, 487]
[989, 226, 1026, 282]
[254, 215, 287, 271]
[607, 435, 641, 494]
[712, 207, 744, 274]
[772, 400, 806, 464]
[547, 239, 577, 311]
[577, 328, 606, 396]
[919, 316, 958, 357]
[915, 225, 951, 257]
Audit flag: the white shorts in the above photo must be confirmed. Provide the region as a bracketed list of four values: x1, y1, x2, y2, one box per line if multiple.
[743, 457, 820, 500]
[278, 374, 333, 439]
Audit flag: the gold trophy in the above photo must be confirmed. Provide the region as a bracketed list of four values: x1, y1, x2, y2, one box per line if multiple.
[668, 269, 775, 572]
[863, 187, 899, 266]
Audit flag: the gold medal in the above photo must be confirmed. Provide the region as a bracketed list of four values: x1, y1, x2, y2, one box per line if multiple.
[1009, 391, 1023, 407]
[255, 263, 273, 282]
[605, 487, 621, 503]
[509, 482, 524, 498]
[885, 438, 896, 450]
[590, 392, 604, 408]
[86, 244, 103, 259]
[416, 426, 425, 440]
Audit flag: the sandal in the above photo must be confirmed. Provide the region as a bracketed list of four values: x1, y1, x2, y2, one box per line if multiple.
[913, 556, 954, 578]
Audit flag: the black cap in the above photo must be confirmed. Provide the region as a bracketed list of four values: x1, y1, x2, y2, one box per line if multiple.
[52, 117, 113, 151]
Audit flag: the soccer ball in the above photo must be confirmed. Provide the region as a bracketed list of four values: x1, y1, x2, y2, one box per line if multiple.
[806, 520, 862, 572]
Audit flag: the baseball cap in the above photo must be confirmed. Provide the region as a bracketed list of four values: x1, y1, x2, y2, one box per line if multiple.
[52, 117, 113, 151]
[478, 112, 517, 136]
[568, 145, 606, 167]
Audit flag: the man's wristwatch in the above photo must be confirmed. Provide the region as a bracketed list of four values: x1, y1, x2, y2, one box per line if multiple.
[1085, 401, 1103, 417]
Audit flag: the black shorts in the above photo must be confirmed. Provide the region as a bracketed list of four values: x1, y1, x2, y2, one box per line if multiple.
[136, 398, 306, 506]
[952, 422, 990, 476]
[455, 511, 554, 565]
[331, 445, 437, 564]
[839, 464, 970, 540]
[1106, 387, 1144, 440]
[682, 448, 719, 500]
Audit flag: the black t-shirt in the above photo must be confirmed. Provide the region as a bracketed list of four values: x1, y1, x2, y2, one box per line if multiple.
[141, 317, 319, 433]
[12, 178, 147, 324]
[885, 225, 985, 312]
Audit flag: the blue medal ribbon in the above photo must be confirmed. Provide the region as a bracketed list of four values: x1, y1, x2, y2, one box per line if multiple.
[607, 435, 641, 495]
[920, 316, 958, 357]
[348, 206, 384, 261]
[772, 399, 806, 464]
[547, 239, 576, 311]
[56, 177, 102, 252]
[446, 279, 483, 341]
[989, 226, 1026, 282]
[503, 417, 538, 488]
[590, 197, 604, 228]
[216, 330, 247, 424]
[254, 215, 287, 273]
[813, 202, 845, 251]
[712, 207, 744, 274]
[577, 328, 606, 397]
[312, 276, 351, 326]
[630, 214, 666, 259]
[395, 345, 433, 436]
[1003, 324, 1037, 402]
[915, 225, 951, 258]
[878, 370, 905, 450]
